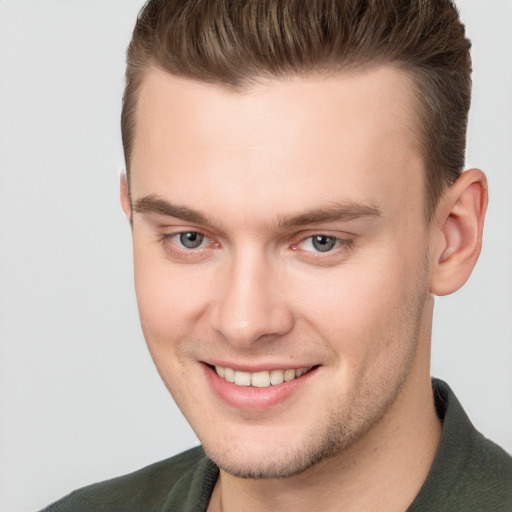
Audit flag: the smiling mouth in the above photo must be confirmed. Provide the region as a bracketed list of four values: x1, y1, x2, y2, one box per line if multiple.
[211, 365, 316, 388]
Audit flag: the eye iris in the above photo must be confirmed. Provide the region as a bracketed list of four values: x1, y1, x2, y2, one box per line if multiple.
[180, 232, 204, 249]
[312, 235, 336, 252]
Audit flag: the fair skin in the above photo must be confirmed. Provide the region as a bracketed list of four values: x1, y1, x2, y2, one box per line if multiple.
[121, 65, 487, 512]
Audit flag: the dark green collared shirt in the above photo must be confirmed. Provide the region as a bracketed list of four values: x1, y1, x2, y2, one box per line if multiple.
[42, 380, 512, 511]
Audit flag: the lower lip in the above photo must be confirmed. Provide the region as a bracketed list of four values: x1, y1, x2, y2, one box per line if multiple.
[202, 364, 318, 411]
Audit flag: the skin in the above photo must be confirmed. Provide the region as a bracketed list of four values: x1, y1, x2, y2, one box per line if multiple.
[122, 65, 487, 512]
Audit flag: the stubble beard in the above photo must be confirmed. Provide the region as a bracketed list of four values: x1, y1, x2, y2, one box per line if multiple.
[203, 370, 413, 480]
[200, 281, 429, 480]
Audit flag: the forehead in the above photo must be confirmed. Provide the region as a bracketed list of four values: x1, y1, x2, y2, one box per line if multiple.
[130, 65, 425, 224]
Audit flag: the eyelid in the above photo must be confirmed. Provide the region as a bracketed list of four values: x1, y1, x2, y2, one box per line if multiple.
[161, 229, 217, 244]
[156, 226, 353, 262]
[298, 235, 349, 249]
[290, 232, 354, 258]
[169, 232, 209, 250]
[157, 228, 221, 261]
[290, 229, 352, 245]
[156, 223, 216, 240]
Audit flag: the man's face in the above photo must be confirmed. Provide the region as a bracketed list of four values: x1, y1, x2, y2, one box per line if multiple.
[127, 66, 435, 478]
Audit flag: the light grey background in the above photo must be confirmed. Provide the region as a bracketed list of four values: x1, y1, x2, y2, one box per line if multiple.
[0, 1, 511, 511]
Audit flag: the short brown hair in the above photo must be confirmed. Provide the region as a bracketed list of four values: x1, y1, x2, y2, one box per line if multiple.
[121, 0, 472, 219]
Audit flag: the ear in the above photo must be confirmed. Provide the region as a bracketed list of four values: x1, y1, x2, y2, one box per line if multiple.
[120, 173, 132, 222]
[430, 169, 488, 296]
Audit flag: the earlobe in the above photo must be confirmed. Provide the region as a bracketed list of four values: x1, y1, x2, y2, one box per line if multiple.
[120, 173, 132, 223]
[430, 169, 488, 296]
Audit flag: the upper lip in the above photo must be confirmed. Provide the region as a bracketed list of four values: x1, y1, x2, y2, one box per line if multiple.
[203, 361, 318, 372]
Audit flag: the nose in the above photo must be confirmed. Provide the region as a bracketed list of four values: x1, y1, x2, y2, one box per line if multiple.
[210, 249, 294, 348]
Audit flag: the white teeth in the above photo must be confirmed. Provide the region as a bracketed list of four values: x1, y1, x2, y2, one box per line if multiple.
[284, 369, 296, 381]
[251, 371, 270, 388]
[234, 371, 251, 386]
[214, 365, 312, 388]
[224, 367, 235, 383]
[270, 369, 284, 385]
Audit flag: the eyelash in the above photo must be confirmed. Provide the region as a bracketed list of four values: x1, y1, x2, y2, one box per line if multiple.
[158, 231, 217, 254]
[292, 234, 352, 254]
[157, 231, 353, 260]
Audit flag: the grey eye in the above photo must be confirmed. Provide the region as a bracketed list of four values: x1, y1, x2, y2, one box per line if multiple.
[312, 235, 337, 252]
[179, 232, 205, 249]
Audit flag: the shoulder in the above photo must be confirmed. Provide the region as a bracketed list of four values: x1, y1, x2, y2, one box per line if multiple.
[435, 379, 512, 494]
[456, 429, 512, 509]
[409, 380, 512, 512]
[41, 446, 212, 512]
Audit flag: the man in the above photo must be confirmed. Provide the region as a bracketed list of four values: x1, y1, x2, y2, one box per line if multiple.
[43, 0, 512, 510]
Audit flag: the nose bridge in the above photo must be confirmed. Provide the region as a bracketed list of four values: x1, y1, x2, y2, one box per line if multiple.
[212, 244, 292, 347]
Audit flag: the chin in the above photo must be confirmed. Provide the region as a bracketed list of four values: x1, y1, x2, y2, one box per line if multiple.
[204, 443, 325, 480]
[192, 363, 414, 481]
[198, 414, 366, 480]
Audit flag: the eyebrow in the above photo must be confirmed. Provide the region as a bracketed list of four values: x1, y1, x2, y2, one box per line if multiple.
[133, 194, 217, 227]
[132, 194, 381, 230]
[276, 202, 382, 228]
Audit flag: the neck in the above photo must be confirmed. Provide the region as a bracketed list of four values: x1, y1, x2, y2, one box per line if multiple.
[209, 300, 442, 512]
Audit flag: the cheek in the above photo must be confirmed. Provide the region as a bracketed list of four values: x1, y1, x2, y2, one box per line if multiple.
[132, 243, 210, 345]
[293, 242, 428, 359]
